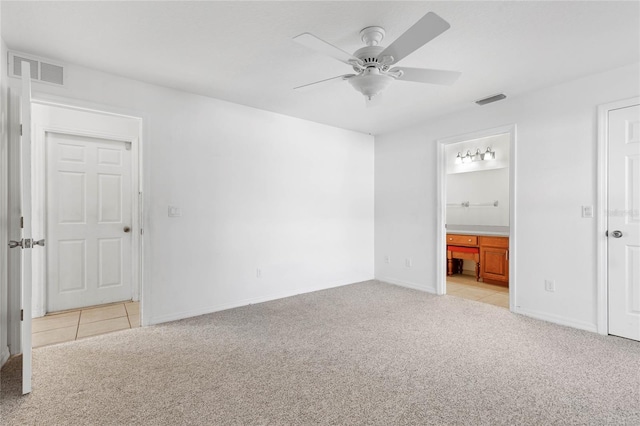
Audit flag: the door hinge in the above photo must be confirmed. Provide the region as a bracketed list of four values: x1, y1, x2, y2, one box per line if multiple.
[20, 216, 24, 229]
[21, 309, 24, 321]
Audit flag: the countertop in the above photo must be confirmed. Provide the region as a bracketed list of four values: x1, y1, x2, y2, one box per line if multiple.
[446, 225, 510, 237]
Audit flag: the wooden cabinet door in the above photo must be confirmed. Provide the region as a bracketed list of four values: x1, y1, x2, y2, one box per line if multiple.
[480, 246, 509, 284]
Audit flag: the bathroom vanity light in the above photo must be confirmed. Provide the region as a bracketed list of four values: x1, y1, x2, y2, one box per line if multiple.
[454, 147, 495, 165]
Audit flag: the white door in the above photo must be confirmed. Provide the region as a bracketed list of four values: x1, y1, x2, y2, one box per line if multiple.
[47, 133, 133, 312]
[608, 103, 640, 341]
[14, 61, 36, 394]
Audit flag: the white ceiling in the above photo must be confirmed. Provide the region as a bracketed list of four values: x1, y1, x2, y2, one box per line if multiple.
[2, 1, 639, 135]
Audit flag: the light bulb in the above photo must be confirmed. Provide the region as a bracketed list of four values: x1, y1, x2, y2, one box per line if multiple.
[484, 147, 494, 161]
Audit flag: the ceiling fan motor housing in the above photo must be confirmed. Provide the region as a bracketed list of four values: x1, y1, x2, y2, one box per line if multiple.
[352, 46, 387, 71]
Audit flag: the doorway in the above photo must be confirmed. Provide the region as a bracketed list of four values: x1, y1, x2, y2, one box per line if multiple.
[437, 125, 516, 310]
[30, 102, 143, 324]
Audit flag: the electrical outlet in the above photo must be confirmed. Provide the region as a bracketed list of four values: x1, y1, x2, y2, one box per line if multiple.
[256, 268, 262, 278]
[545, 279, 555, 292]
[168, 205, 182, 217]
[405, 258, 412, 268]
[384, 255, 391, 264]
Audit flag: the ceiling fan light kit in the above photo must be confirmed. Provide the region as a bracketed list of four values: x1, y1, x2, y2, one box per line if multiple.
[347, 68, 394, 100]
[293, 11, 461, 102]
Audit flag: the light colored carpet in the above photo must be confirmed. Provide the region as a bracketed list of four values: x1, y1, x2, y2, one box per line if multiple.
[2, 280, 639, 425]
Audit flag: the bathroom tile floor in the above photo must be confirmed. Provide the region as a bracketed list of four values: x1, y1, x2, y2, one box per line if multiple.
[32, 301, 140, 348]
[446, 274, 509, 309]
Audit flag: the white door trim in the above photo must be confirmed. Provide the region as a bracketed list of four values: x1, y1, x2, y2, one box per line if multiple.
[596, 96, 640, 335]
[31, 100, 144, 321]
[436, 124, 517, 310]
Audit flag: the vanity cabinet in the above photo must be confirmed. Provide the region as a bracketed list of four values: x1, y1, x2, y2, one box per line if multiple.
[479, 236, 509, 286]
[446, 234, 509, 286]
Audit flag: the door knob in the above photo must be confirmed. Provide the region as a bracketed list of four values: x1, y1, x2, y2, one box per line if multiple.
[8, 240, 22, 249]
[611, 230, 623, 238]
[123, 226, 131, 233]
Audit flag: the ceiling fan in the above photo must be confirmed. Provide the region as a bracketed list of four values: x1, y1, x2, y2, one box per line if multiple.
[293, 12, 461, 101]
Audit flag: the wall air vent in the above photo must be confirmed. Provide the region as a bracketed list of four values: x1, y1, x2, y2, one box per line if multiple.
[8, 51, 64, 86]
[475, 93, 506, 106]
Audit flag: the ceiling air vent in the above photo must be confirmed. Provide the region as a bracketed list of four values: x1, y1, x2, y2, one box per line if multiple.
[8, 51, 64, 86]
[475, 93, 506, 106]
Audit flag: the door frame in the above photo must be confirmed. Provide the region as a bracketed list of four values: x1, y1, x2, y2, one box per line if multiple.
[596, 96, 640, 335]
[31, 99, 144, 319]
[436, 124, 517, 310]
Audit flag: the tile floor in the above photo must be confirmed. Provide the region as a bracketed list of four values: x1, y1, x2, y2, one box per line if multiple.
[32, 301, 140, 348]
[446, 274, 509, 309]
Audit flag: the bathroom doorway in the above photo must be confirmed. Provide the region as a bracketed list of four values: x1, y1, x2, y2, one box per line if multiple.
[436, 125, 516, 309]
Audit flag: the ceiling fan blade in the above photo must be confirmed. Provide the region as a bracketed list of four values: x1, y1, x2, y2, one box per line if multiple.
[379, 12, 450, 64]
[392, 67, 461, 85]
[294, 74, 355, 91]
[294, 33, 363, 66]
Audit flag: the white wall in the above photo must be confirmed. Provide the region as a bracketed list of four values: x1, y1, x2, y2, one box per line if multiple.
[375, 62, 640, 331]
[5, 56, 374, 331]
[447, 169, 510, 226]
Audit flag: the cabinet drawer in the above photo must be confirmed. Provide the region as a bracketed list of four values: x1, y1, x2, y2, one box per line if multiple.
[479, 236, 509, 248]
[447, 234, 478, 246]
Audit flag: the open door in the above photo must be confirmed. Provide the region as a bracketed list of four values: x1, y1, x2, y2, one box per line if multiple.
[21, 60, 35, 395]
[8, 61, 42, 394]
[607, 102, 640, 341]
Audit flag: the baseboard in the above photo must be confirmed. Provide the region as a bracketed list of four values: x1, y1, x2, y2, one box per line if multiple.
[514, 306, 598, 333]
[149, 278, 374, 325]
[1, 346, 10, 368]
[375, 276, 437, 294]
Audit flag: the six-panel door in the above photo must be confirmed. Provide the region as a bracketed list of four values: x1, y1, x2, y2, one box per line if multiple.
[46, 132, 133, 312]
[608, 104, 640, 341]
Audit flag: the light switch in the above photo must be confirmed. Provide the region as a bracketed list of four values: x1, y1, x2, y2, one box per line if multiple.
[582, 205, 593, 218]
[168, 206, 182, 217]
[545, 279, 555, 292]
